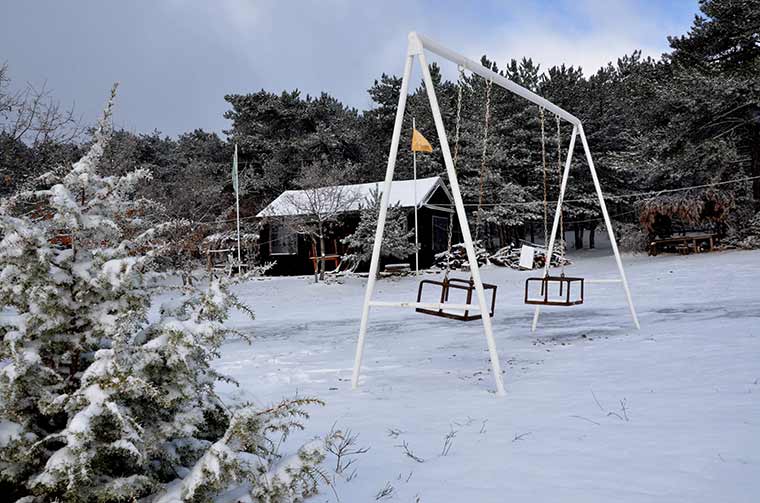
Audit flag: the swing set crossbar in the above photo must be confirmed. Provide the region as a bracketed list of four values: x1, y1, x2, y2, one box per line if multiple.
[413, 33, 581, 127]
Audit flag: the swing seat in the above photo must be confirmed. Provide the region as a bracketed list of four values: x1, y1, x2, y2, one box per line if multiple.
[524, 274, 584, 306]
[416, 277, 497, 321]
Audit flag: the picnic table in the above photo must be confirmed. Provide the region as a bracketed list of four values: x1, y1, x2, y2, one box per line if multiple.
[648, 233, 717, 256]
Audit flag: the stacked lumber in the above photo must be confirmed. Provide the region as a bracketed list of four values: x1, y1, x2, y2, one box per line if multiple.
[433, 242, 489, 270]
[488, 244, 571, 270]
[434, 242, 571, 271]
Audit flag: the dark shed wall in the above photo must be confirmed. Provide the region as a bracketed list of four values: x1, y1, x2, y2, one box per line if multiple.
[257, 184, 455, 275]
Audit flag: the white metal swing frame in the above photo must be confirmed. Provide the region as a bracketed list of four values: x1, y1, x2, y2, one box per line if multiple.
[352, 32, 639, 397]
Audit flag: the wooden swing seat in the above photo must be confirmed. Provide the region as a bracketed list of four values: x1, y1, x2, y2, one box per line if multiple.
[416, 277, 497, 321]
[524, 275, 584, 306]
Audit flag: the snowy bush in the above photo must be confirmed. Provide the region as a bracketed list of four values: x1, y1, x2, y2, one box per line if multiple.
[616, 222, 649, 253]
[0, 86, 331, 502]
[739, 211, 760, 249]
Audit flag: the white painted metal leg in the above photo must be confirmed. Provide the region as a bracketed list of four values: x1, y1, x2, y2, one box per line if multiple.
[417, 49, 506, 396]
[578, 125, 640, 329]
[351, 50, 415, 390]
[412, 117, 419, 275]
[532, 127, 578, 332]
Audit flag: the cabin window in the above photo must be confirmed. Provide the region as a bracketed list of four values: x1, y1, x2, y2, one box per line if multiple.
[270, 223, 297, 255]
[432, 215, 449, 253]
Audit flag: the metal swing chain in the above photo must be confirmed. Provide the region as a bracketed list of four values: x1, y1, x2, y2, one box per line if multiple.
[556, 114, 566, 276]
[540, 107, 549, 275]
[444, 65, 466, 279]
[445, 212, 454, 279]
[452, 65, 465, 170]
[474, 78, 493, 243]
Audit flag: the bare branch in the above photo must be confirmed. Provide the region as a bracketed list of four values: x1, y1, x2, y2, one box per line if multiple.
[0, 65, 83, 146]
[396, 440, 425, 463]
[441, 426, 457, 456]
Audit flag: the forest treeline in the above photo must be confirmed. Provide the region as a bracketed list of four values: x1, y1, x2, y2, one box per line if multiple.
[2, 0, 758, 249]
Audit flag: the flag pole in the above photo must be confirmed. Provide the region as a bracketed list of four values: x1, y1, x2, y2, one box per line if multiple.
[412, 118, 419, 275]
[234, 144, 242, 274]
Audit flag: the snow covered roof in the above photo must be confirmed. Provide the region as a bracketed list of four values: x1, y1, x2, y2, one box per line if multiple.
[256, 176, 450, 218]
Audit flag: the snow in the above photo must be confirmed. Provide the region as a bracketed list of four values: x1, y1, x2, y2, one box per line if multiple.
[0, 231, 25, 258]
[101, 257, 139, 288]
[168, 440, 237, 502]
[267, 439, 323, 487]
[0, 420, 23, 447]
[66, 384, 110, 447]
[81, 349, 114, 381]
[214, 245, 760, 503]
[34, 445, 74, 487]
[256, 176, 448, 217]
[110, 439, 142, 460]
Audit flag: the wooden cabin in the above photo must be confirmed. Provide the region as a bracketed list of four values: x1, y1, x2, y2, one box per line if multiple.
[256, 176, 456, 275]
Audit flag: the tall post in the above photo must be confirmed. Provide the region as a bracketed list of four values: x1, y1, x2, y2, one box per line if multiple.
[417, 46, 505, 396]
[578, 125, 640, 329]
[412, 117, 419, 275]
[234, 144, 242, 274]
[532, 127, 577, 331]
[351, 47, 415, 390]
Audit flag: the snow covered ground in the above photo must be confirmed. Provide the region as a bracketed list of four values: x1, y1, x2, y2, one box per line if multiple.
[216, 247, 760, 503]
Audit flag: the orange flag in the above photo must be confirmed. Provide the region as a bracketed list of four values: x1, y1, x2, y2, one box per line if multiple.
[411, 128, 433, 153]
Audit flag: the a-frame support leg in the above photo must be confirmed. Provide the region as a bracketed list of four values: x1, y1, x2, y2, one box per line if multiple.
[578, 125, 640, 329]
[351, 50, 415, 390]
[532, 127, 577, 331]
[531, 125, 640, 331]
[352, 35, 506, 396]
[416, 48, 505, 396]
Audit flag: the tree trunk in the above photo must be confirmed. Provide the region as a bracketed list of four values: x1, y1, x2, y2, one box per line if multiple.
[574, 223, 584, 250]
[318, 222, 326, 281]
[588, 221, 597, 249]
[311, 235, 319, 283]
[529, 222, 535, 244]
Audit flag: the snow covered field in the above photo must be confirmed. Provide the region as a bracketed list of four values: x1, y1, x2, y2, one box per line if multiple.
[216, 248, 760, 503]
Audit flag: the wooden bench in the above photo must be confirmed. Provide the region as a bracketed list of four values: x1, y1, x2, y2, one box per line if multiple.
[384, 263, 411, 275]
[649, 233, 716, 256]
[309, 254, 342, 273]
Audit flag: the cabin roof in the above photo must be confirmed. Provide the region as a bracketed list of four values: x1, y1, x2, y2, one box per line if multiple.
[256, 176, 451, 218]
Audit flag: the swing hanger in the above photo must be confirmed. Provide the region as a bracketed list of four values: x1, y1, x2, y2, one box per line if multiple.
[416, 63, 497, 322]
[524, 107, 583, 306]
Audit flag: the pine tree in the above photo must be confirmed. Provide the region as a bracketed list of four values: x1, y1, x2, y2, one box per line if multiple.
[664, 0, 760, 209]
[0, 86, 330, 502]
[341, 186, 417, 269]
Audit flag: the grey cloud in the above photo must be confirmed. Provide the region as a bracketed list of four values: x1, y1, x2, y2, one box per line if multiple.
[0, 0, 696, 138]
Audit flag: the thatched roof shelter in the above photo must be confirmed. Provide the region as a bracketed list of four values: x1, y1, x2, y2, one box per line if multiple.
[639, 189, 734, 237]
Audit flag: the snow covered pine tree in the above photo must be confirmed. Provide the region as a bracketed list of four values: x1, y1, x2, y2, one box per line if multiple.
[0, 86, 330, 502]
[341, 186, 417, 270]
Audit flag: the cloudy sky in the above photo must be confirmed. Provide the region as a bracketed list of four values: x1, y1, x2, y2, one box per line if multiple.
[1, 0, 700, 137]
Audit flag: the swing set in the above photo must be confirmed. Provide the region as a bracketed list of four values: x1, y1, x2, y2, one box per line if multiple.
[352, 33, 640, 396]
